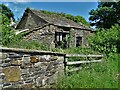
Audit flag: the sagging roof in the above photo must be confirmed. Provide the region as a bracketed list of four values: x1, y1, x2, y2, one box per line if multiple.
[17, 8, 92, 31]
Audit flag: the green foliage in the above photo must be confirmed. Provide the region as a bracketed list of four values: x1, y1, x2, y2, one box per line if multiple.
[89, 2, 120, 29]
[41, 10, 90, 27]
[0, 14, 16, 46]
[54, 53, 119, 88]
[64, 46, 100, 54]
[0, 13, 1, 44]
[52, 46, 100, 63]
[52, 25, 119, 88]
[2, 25, 15, 46]
[1, 13, 10, 25]
[88, 25, 120, 54]
[0, 5, 16, 46]
[7, 40, 49, 51]
[0, 4, 14, 20]
[51, 46, 100, 55]
[51, 48, 64, 53]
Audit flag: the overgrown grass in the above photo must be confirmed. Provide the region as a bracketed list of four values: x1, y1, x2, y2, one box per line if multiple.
[51, 46, 100, 54]
[6, 40, 49, 51]
[54, 53, 119, 88]
[52, 47, 101, 62]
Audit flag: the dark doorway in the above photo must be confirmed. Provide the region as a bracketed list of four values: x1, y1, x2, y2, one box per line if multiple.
[76, 37, 82, 47]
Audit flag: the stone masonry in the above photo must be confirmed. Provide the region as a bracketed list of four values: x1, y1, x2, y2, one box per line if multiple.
[0, 48, 65, 89]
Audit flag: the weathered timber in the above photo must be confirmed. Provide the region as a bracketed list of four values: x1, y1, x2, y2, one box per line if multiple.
[68, 67, 82, 72]
[15, 29, 29, 35]
[66, 54, 103, 58]
[67, 60, 102, 65]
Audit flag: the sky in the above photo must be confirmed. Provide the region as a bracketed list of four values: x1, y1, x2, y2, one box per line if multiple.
[1, 2, 98, 22]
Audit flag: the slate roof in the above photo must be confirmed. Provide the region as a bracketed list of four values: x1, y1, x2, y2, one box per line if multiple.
[30, 9, 91, 30]
[17, 8, 92, 31]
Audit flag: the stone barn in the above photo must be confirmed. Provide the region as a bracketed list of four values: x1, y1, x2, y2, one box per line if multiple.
[16, 8, 92, 48]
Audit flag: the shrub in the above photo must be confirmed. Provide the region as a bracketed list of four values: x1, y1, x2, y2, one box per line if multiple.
[88, 24, 120, 54]
[1, 14, 16, 46]
[7, 39, 49, 51]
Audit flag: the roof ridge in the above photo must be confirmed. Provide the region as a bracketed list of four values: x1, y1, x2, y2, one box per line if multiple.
[27, 8, 91, 30]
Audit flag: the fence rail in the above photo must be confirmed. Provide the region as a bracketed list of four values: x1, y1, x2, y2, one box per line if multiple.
[65, 54, 104, 72]
[66, 54, 104, 58]
[67, 60, 102, 65]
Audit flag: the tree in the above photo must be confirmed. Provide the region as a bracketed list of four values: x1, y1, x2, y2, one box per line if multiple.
[89, 2, 120, 29]
[65, 14, 90, 27]
[0, 13, 15, 46]
[0, 4, 14, 21]
[0, 4, 16, 46]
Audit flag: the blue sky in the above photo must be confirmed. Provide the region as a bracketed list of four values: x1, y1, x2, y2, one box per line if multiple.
[2, 2, 98, 22]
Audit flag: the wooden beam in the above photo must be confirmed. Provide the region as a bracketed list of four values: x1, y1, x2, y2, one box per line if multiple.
[67, 60, 102, 65]
[68, 67, 82, 72]
[66, 54, 103, 58]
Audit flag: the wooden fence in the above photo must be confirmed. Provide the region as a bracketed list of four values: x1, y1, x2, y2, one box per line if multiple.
[64, 54, 104, 72]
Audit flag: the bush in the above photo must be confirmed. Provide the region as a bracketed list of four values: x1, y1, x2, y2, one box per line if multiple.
[7, 39, 49, 51]
[1, 14, 16, 46]
[88, 24, 120, 54]
[63, 46, 100, 54]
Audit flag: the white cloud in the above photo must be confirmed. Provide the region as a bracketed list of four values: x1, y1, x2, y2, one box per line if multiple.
[4, 3, 9, 6]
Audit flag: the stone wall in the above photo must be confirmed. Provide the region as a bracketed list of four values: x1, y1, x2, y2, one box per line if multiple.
[0, 48, 65, 89]
[24, 24, 69, 48]
[23, 24, 90, 48]
[16, 9, 47, 30]
[83, 30, 90, 47]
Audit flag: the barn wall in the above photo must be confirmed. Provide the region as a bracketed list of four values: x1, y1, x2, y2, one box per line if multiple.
[69, 28, 84, 47]
[30, 11, 47, 28]
[23, 25, 90, 48]
[16, 11, 47, 30]
[24, 25, 67, 48]
[83, 30, 90, 47]
[24, 12, 38, 29]
[74, 29, 84, 47]
[69, 28, 90, 47]
[16, 12, 28, 29]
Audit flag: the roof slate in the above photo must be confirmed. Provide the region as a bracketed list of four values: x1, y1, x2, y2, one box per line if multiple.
[30, 9, 91, 30]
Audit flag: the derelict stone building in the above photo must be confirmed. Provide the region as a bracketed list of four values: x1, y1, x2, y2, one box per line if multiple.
[16, 8, 92, 48]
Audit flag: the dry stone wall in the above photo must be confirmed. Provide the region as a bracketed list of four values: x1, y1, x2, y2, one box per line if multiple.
[0, 48, 65, 89]
[24, 25, 69, 48]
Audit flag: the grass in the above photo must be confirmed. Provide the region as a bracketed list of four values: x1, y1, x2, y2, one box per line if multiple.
[54, 53, 119, 88]
[51, 46, 100, 54]
[6, 40, 49, 51]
